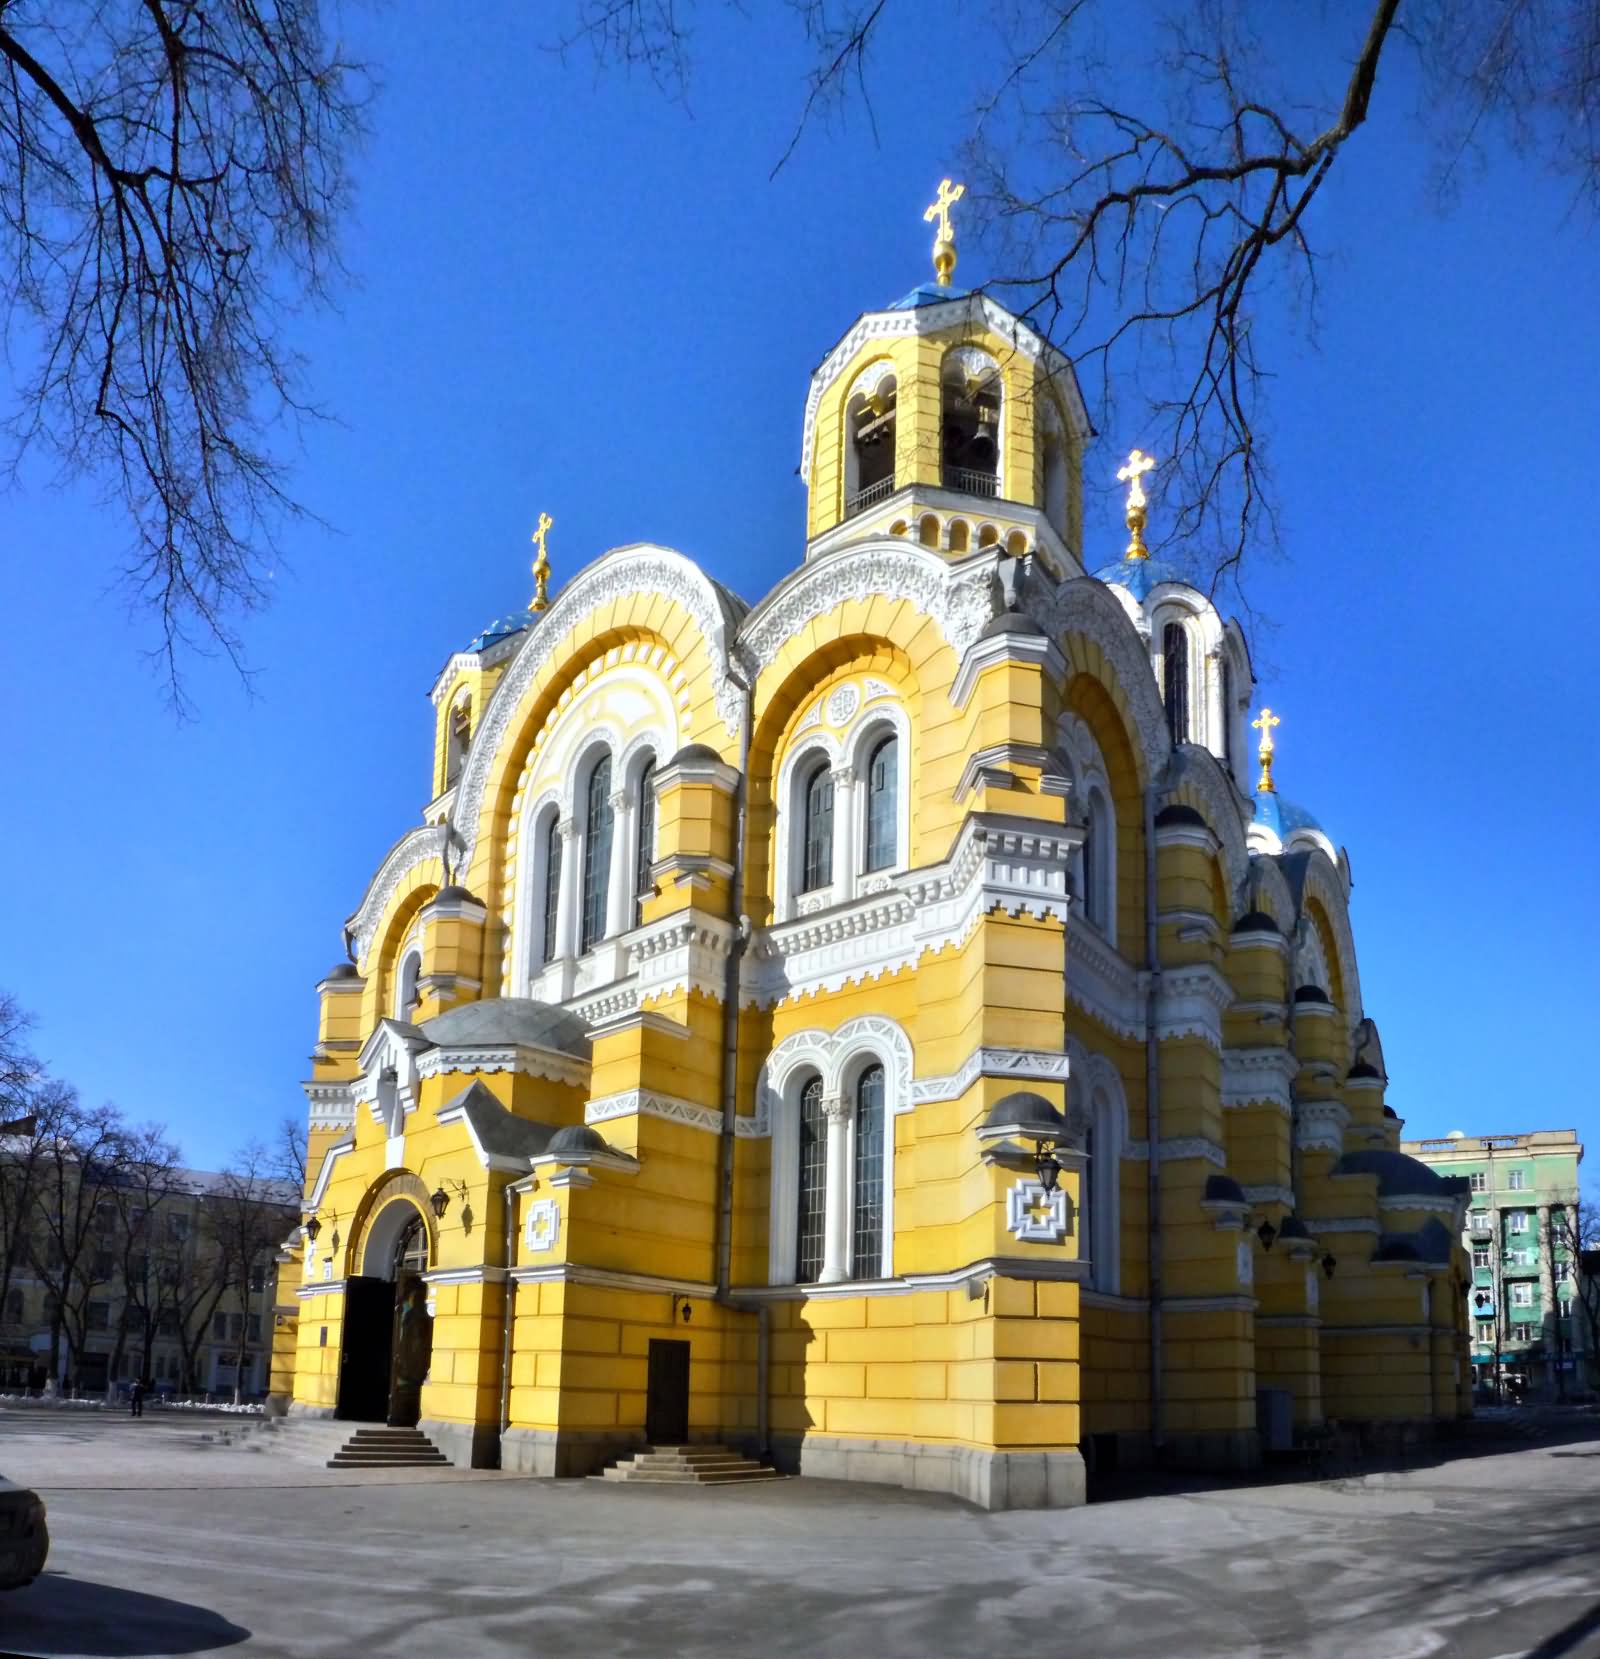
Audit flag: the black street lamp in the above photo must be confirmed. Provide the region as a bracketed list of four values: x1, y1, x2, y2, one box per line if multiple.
[1257, 1217, 1278, 1252]
[1321, 1252, 1338, 1280]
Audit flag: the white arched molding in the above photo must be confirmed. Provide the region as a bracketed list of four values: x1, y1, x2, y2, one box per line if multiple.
[1064, 1038, 1129, 1295]
[761, 1016, 912, 1285]
[773, 732, 843, 921]
[1147, 588, 1223, 752]
[736, 540, 997, 683]
[452, 545, 743, 875]
[347, 825, 449, 968]
[516, 789, 565, 986]
[1038, 578, 1172, 786]
[1058, 713, 1117, 948]
[1293, 850, 1363, 1023]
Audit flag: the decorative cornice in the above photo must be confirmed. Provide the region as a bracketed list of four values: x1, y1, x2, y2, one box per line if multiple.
[302, 1081, 356, 1131]
[1065, 909, 1143, 1040]
[1153, 963, 1234, 1050]
[912, 1046, 1070, 1106]
[417, 1043, 589, 1090]
[1295, 1098, 1351, 1154]
[950, 628, 1068, 713]
[1124, 1136, 1227, 1167]
[1241, 1183, 1296, 1208]
[1221, 1047, 1298, 1111]
[585, 1090, 725, 1136]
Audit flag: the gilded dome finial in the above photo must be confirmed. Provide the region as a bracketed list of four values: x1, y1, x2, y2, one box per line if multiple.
[529, 512, 554, 613]
[1252, 708, 1281, 795]
[1116, 449, 1157, 560]
[923, 177, 965, 287]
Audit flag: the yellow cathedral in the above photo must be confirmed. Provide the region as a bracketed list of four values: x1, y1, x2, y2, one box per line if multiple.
[274, 185, 1474, 1507]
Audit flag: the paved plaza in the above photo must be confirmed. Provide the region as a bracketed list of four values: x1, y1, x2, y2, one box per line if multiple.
[3, 1406, 1600, 1659]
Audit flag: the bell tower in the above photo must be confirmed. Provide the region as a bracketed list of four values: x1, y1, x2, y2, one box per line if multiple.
[798, 181, 1093, 575]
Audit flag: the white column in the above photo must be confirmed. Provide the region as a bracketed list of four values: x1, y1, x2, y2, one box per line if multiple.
[820, 1093, 852, 1283]
[552, 819, 577, 959]
[832, 764, 857, 904]
[1205, 650, 1225, 758]
[605, 790, 633, 938]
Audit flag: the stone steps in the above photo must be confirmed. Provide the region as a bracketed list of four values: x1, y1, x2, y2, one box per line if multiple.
[594, 1444, 784, 1487]
[327, 1427, 452, 1469]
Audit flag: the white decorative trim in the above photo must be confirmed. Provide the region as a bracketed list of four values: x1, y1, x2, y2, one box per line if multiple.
[1007, 1180, 1070, 1243]
[950, 628, 1067, 712]
[1153, 963, 1234, 1050]
[912, 1047, 1070, 1106]
[453, 546, 742, 874]
[1065, 909, 1142, 1039]
[305, 1138, 354, 1213]
[738, 541, 996, 679]
[420, 1265, 508, 1286]
[434, 1099, 539, 1175]
[347, 825, 448, 964]
[524, 1199, 559, 1253]
[1295, 1099, 1351, 1154]
[417, 1043, 589, 1090]
[1241, 1184, 1296, 1208]
[1306, 1216, 1381, 1235]
[1124, 1137, 1227, 1167]
[758, 1015, 914, 1136]
[1221, 1048, 1298, 1111]
[585, 1090, 724, 1135]
[737, 1254, 1088, 1303]
[302, 1082, 355, 1131]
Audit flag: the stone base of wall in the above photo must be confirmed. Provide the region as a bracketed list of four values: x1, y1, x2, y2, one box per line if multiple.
[1161, 1430, 1261, 1472]
[286, 1400, 336, 1421]
[500, 1426, 647, 1477]
[773, 1433, 1086, 1511]
[263, 1393, 290, 1418]
[418, 1417, 501, 1470]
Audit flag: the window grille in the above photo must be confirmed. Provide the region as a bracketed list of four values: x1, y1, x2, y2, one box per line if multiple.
[851, 1065, 885, 1278]
[801, 764, 834, 893]
[864, 737, 897, 872]
[580, 755, 614, 952]
[796, 1077, 827, 1283]
[542, 816, 563, 963]
[634, 760, 657, 923]
[1162, 623, 1190, 745]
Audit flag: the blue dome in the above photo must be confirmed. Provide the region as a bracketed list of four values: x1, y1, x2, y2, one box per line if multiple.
[1090, 554, 1192, 602]
[1253, 791, 1328, 840]
[463, 611, 532, 655]
[889, 282, 972, 311]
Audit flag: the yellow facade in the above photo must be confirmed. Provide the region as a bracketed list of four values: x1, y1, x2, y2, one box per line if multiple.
[279, 268, 1470, 1507]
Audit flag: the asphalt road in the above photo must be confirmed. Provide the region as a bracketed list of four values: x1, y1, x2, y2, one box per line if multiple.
[3, 1407, 1599, 1659]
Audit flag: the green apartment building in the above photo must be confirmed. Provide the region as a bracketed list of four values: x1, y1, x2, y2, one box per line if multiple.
[1404, 1129, 1590, 1400]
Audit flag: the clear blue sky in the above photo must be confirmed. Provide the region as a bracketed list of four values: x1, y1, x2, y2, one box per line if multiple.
[2, 6, 1595, 1169]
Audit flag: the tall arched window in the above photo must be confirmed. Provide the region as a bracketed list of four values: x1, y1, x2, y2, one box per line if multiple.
[580, 754, 614, 953]
[801, 761, 834, 893]
[845, 374, 897, 517]
[1083, 788, 1112, 933]
[1220, 658, 1234, 772]
[863, 735, 898, 872]
[1162, 622, 1190, 745]
[851, 1064, 885, 1278]
[445, 698, 472, 788]
[396, 951, 421, 1021]
[634, 759, 657, 924]
[941, 349, 1001, 496]
[541, 815, 563, 963]
[795, 1076, 827, 1283]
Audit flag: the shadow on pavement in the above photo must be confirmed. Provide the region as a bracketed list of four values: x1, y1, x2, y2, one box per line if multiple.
[1524, 1601, 1600, 1659]
[2, 1569, 249, 1656]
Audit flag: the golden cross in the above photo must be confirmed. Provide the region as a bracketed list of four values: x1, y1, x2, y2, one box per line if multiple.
[1252, 708, 1281, 795]
[529, 512, 553, 613]
[1116, 448, 1157, 558]
[924, 177, 965, 285]
[1116, 449, 1156, 513]
[924, 177, 965, 244]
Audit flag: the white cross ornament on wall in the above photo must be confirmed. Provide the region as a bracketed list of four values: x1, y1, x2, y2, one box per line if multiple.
[1007, 1179, 1069, 1244]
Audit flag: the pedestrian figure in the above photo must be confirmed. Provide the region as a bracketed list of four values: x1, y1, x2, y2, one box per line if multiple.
[129, 1378, 144, 1417]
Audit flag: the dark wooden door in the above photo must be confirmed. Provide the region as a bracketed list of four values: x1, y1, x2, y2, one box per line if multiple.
[645, 1338, 690, 1445]
[337, 1275, 395, 1421]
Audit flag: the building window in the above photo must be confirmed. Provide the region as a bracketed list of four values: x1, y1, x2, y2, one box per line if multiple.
[395, 950, 421, 1021]
[1511, 1282, 1535, 1308]
[1470, 1209, 1489, 1229]
[1472, 1248, 1489, 1269]
[1509, 1211, 1530, 1235]
[2, 1289, 21, 1324]
[634, 759, 657, 923]
[541, 814, 563, 963]
[800, 762, 834, 893]
[1220, 657, 1234, 770]
[445, 697, 472, 787]
[845, 372, 897, 516]
[248, 1266, 266, 1294]
[213, 1312, 229, 1340]
[1161, 623, 1189, 745]
[580, 753, 614, 953]
[1083, 789, 1113, 933]
[88, 1301, 110, 1332]
[1469, 1171, 1486, 1193]
[1507, 1169, 1528, 1191]
[795, 1076, 827, 1284]
[940, 348, 1001, 495]
[851, 1065, 885, 1278]
[863, 736, 897, 873]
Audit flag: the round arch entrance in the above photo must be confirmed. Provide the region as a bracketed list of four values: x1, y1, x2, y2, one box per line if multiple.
[336, 1191, 436, 1426]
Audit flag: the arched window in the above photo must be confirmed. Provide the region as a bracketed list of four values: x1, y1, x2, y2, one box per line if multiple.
[1083, 788, 1113, 933]
[396, 951, 421, 1021]
[801, 761, 834, 893]
[845, 373, 897, 517]
[851, 1064, 885, 1278]
[941, 348, 1001, 496]
[1220, 658, 1234, 773]
[1162, 622, 1190, 745]
[795, 1076, 827, 1283]
[445, 698, 471, 788]
[580, 754, 614, 953]
[863, 735, 898, 872]
[634, 759, 657, 925]
[541, 815, 563, 964]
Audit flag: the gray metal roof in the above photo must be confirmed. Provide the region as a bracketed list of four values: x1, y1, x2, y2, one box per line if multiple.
[417, 997, 590, 1060]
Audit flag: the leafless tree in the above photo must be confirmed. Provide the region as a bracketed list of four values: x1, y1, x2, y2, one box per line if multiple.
[563, 0, 1600, 593]
[207, 1141, 296, 1402]
[0, 2, 371, 709]
[107, 1123, 182, 1390]
[1549, 1190, 1600, 1392]
[0, 989, 39, 1119]
[272, 1115, 308, 1193]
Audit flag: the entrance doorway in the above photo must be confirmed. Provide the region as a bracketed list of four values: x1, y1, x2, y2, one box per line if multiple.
[336, 1201, 434, 1424]
[645, 1338, 690, 1445]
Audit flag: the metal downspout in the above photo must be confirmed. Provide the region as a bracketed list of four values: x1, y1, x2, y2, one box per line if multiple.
[1144, 783, 1165, 1456]
[711, 670, 769, 1455]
